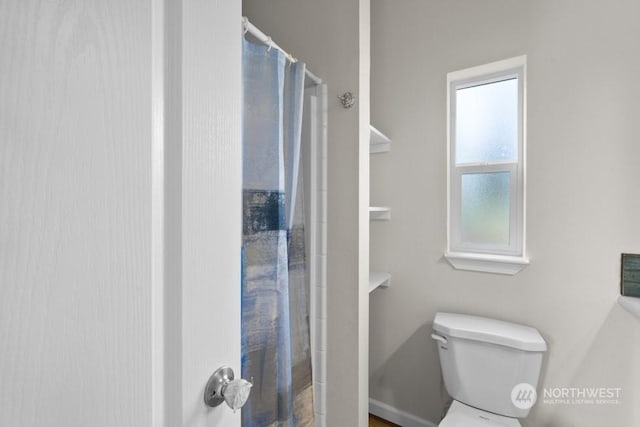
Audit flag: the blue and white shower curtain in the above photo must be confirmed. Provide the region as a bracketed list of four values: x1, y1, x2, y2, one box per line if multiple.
[241, 39, 314, 427]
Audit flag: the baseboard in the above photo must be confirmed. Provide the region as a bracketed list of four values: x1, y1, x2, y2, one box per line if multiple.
[369, 398, 438, 427]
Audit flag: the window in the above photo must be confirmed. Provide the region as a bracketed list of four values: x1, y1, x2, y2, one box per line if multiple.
[446, 56, 529, 275]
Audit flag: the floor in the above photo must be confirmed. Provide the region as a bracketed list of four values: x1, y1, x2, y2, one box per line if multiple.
[369, 414, 400, 427]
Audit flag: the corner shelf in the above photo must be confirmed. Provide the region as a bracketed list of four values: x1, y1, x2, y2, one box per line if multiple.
[369, 271, 391, 293]
[369, 206, 391, 221]
[370, 125, 391, 154]
[369, 125, 392, 296]
[619, 296, 640, 319]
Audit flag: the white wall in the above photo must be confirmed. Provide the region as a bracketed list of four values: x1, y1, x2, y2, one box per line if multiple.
[241, 1, 370, 425]
[369, 1, 640, 426]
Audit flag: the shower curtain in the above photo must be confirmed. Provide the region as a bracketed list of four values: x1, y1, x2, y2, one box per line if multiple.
[241, 39, 314, 427]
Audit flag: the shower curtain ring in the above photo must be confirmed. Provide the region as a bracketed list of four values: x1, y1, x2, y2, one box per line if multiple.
[242, 17, 249, 35]
[266, 37, 273, 52]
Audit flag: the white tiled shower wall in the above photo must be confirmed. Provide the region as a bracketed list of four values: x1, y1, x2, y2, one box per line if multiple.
[307, 84, 328, 427]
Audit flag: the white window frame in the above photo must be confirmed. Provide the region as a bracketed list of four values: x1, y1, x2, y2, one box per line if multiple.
[445, 56, 529, 275]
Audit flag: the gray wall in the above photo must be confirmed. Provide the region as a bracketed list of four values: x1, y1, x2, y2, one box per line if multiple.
[369, 0, 640, 426]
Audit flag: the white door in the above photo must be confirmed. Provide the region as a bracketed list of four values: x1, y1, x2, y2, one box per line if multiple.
[0, 1, 242, 426]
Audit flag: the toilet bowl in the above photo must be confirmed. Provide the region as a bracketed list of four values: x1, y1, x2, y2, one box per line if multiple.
[439, 401, 520, 427]
[432, 313, 547, 427]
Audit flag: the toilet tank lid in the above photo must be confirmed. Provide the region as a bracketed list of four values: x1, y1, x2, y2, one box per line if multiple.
[433, 312, 547, 352]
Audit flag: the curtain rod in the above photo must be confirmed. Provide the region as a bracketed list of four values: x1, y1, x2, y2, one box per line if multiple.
[242, 17, 323, 85]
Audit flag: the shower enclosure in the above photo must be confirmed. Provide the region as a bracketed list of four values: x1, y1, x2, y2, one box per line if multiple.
[241, 18, 327, 427]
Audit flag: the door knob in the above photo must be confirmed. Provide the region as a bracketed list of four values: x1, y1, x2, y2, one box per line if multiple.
[204, 366, 253, 411]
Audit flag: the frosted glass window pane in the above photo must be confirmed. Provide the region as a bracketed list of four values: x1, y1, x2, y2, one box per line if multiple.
[461, 172, 510, 246]
[456, 78, 518, 164]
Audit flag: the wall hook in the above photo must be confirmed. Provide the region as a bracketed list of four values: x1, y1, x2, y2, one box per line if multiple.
[338, 92, 356, 109]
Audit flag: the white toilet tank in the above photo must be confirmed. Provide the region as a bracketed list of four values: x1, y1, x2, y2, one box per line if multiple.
[432, 313, 547, 419]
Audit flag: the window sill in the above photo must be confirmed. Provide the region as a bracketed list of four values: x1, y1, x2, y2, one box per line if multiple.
[445, 251, 530, 275]
[618, 296, 640, 319]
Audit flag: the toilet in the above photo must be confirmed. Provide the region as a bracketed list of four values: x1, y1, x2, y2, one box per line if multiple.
[432, 312, 547, 427]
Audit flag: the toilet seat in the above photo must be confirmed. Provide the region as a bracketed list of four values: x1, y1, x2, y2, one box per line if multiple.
[439, 401, 521, 427]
